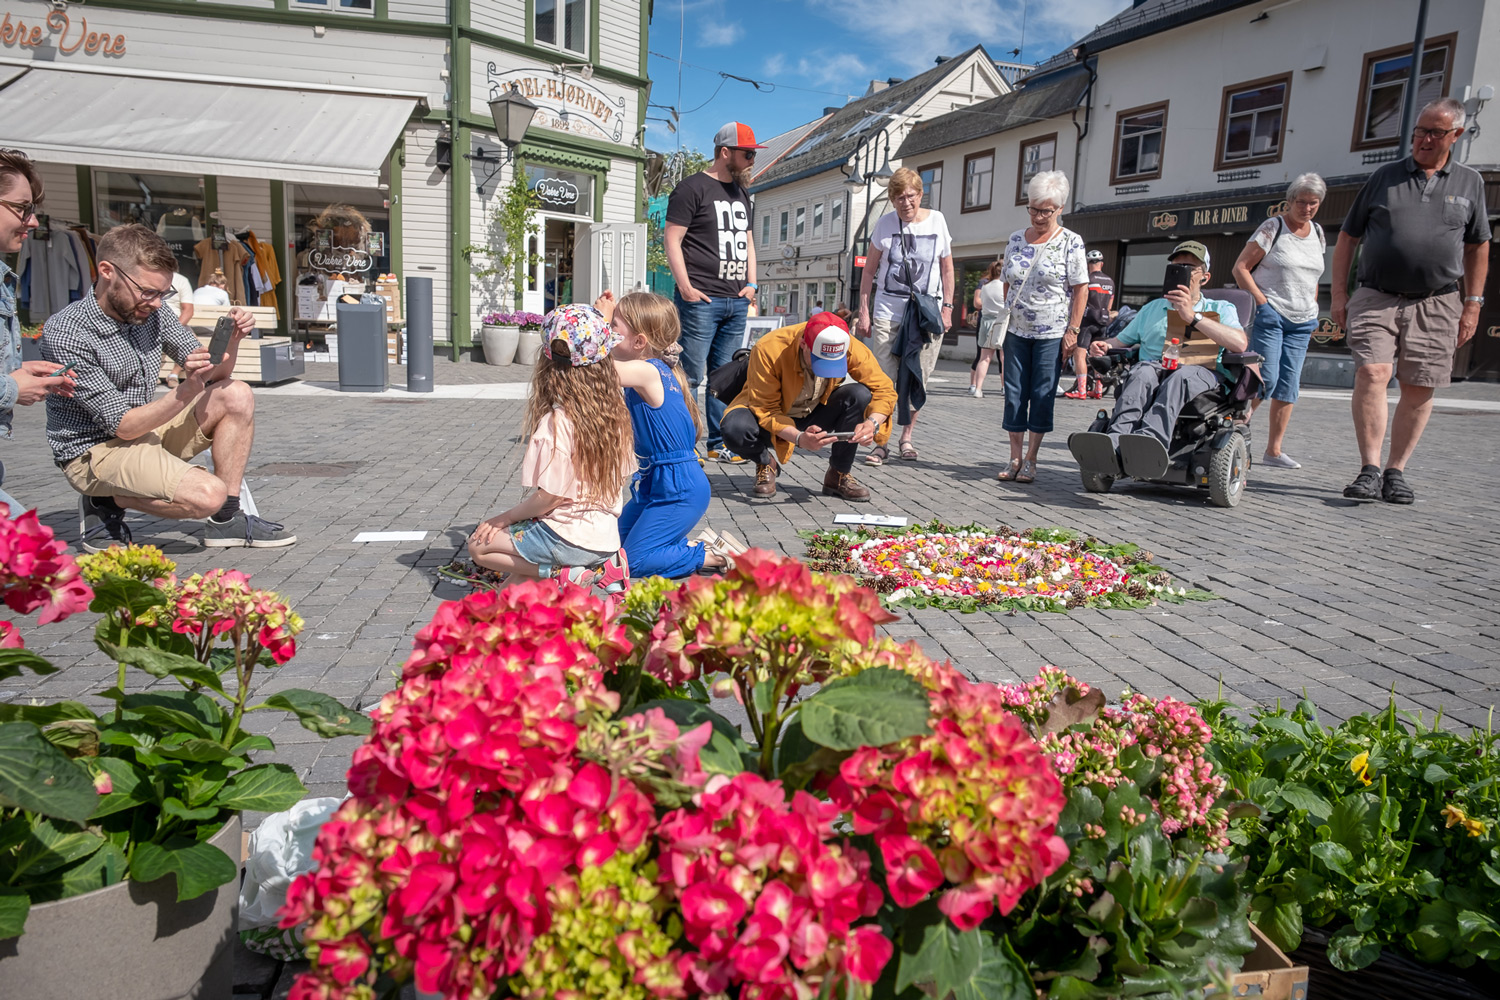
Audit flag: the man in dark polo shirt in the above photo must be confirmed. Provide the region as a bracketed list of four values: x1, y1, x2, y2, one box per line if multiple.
[1331, 98, 1491, 504]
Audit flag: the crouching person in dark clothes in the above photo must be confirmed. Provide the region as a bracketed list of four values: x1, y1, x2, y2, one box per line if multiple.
[720, 313, 895, 502]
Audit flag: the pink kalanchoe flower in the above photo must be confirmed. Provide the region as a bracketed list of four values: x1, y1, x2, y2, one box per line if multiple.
[0, 620, 22, 648]
[0, 508, 93, 625]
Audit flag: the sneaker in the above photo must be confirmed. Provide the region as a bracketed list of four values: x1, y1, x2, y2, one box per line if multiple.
[753, 462, 778, 498]
[203, 511, 297, 548]
[1088, 379, 1105, 399]
[822, 469, 871, 502]
[967, 385, 980, 398]
[1381, 468, 1415, 505]
[78, 495, 133, 553]
[1063, 387, 1090, 400]
[1342, 465, 1382, 503]
[708, 448, 746, 465]
[1261, 452, 1301, 469]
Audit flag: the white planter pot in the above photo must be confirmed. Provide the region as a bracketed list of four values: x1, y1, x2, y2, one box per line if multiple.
[515, 329, 544, 365]
[479, 324, 520, 365]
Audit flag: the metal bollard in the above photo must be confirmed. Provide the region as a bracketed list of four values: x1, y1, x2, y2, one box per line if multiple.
[406, 276, 434, 393]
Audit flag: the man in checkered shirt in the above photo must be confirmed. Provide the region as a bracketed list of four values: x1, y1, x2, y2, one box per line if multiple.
[42, 223, 295, 551]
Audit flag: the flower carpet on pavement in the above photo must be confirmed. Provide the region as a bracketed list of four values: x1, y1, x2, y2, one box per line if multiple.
[803, 522, 1215, 613]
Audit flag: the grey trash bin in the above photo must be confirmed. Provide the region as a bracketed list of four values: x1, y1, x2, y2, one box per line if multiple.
[335, 302, 387, 393]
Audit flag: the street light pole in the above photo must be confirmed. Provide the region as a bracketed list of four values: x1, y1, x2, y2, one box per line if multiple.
[1396, 0, 1430, 150]
[842, 131, 894, 313]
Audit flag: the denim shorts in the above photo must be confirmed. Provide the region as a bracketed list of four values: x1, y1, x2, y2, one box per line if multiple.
[508, 519, 612, 578]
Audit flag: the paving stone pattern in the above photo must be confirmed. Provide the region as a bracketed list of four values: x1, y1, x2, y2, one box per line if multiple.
[4, 357, 1499, 811]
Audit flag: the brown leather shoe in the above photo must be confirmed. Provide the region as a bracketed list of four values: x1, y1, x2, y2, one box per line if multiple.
[822, 469, 871, 502]
[753, 462, 778, 498]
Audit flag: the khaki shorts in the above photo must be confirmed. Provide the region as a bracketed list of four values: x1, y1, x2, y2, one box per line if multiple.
[870, 315, 943, 388]
[63, 399, 212, 502]
[1345, 286, 1462, 388]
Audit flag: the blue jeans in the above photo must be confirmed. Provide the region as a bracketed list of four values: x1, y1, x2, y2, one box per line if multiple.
[0, 459, 20, 518]
[1002, 336, 1063, 434]
[1250, 303, 1316, 403]
[675, 293, 749, 450]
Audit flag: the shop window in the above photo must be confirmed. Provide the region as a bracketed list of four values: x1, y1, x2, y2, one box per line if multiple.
[917, 163, 942, 210]
[806, 282, 819, 311]
[780, 211, 788, 242]
[1352, 34, 1455, 150]
[1217, 76, 1290, 169]
[294, 0, 374, 12]
[774, 283, 789, 315]
[535, 0, 588, 57]
[795, 206, 805, 238]
[1111, 103, 1167, 185]
[812, 202, 824, 238]
[822, 280, 838, 308]
[762, 213, 771, 246]
[789, 288, 800, 315]
[1016, 134, 1056, 204]
[524, 165, 594, 218]
[94, 171, 207, 281]
[962, 150, 993, 213]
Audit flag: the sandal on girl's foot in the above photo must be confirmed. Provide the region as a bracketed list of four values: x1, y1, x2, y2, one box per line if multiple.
[996, 459, 1022, 482]
[694, 528, 722, 547]
[1016, 459, 1037, 484]
[713, 529, 749, 555]
[899, 440, 919, 460]
[864, 445, 890, 466]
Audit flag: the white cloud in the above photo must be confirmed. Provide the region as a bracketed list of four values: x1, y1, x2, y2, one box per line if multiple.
[699, 21, 744, 46]
[794, 51, 870, 88]
[764, 52, 787, 77]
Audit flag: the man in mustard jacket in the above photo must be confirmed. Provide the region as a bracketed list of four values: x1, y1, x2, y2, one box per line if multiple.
[721, 312, 895, 501]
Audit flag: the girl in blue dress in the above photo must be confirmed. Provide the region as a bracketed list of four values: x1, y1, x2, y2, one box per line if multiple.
[595, 291, 739, 577]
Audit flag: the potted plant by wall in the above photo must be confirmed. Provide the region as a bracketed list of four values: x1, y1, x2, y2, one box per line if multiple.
[0, 514, 370, 999]
[477, 311, 521, 366]
[511, 310, 547, 365]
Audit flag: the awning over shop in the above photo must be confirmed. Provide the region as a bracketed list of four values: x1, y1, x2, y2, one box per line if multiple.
[0, 66, 420, 188]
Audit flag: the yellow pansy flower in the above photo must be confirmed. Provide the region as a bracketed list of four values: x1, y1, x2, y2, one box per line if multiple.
[1349, 752, 1372, 786]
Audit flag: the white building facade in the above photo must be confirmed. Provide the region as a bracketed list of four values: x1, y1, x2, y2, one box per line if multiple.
[0, 0, 651, 356]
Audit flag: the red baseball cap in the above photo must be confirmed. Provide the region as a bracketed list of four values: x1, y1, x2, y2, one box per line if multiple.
[803, 313, 851, 378]
[713, 122, 767, 149]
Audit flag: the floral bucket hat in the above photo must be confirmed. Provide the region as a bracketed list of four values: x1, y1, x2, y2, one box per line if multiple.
[542, 304, 620, 367]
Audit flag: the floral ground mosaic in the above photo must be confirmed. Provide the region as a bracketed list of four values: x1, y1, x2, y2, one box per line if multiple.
[802, 521, 1216, 613]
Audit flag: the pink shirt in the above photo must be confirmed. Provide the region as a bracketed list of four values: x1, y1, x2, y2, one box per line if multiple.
[523, 407, 630, 552]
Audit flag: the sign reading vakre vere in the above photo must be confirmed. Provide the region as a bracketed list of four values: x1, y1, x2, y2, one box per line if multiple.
[486, 64, 626, 144]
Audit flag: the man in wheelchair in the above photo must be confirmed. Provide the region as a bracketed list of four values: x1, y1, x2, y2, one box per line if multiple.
[1068, 241, 1262, 505]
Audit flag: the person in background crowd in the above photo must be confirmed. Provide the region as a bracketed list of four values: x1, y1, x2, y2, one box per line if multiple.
[1332, 98, 1490, 505]
[1065, 249, 1114, 400]
[722, 312, 893, 502]
[167, 271, 195, 327]
[595, 290, 742, 577]
[996, 170, 1088, 484]
[42, 224, 293, 550]
[665, 121, 763, 464]
[193, 270, 231, 307]
[857, 167, 953, 464]
[1231, 173, 1327, 469]
[467, 305, 632, 589]
[0, 148, 76, 517]
[970, 260, 1007, 399]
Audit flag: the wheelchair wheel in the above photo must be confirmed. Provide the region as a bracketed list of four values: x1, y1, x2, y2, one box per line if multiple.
[1208, 432, 1248, 507]
[1080, 470, 1114, 493]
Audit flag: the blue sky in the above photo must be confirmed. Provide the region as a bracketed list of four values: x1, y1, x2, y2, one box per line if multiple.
[644, 0, 1133, 153]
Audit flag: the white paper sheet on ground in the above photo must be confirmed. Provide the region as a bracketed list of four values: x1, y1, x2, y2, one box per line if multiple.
[352, 531, 428, 542]
[832, 514, 908, 527]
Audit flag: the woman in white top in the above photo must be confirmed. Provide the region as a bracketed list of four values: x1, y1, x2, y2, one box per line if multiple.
[1231, 173, 1327, 469]
[996, 171, 1088, 484]
[969, 260, 1007, 398]
[192, 269, 231, 307]
[857, 167, 954, 464]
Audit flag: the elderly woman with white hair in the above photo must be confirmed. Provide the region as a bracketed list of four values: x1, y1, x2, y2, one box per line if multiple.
[995, 170, 1088, 484]
[1231, 172, 1327, 469]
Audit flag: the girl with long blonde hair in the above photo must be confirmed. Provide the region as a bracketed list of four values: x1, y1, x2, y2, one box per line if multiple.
[467, 304, 634, 588]
[597, 290, 742, 576]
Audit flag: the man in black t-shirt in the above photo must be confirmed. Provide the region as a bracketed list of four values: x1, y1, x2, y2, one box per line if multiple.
[665, 121, 763, 459]
[1065, 249, 1115, 399]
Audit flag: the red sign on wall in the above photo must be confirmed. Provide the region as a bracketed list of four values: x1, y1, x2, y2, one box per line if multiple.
[854, 255, 867, 268]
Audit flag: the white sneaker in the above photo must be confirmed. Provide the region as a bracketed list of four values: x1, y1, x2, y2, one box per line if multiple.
[967, 385, 980, 397]
[1261, 453, 1301, 469]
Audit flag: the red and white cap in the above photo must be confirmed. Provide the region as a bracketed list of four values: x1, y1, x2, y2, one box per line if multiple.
[713, 121, 766, 149]
[803, 313, 850, 378]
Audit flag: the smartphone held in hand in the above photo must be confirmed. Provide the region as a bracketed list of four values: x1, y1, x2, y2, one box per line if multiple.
[208, 315, 235, 366]
[1162, 263, 1196, 298]
[829, 431, 857, 441]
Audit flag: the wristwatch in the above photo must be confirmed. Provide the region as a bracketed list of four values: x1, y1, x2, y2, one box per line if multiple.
[941, 302, 953, 309]
[1185, 316, 1202, 335]
[1465, 295, 1485, 306]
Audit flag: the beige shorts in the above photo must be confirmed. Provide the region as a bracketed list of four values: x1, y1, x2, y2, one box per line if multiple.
[1345, 286, 1462, 388]
[870, 315, 943, 389]
[63, 400, 212, 502]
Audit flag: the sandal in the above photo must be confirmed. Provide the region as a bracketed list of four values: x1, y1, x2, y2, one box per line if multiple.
[1016, 459, 1037, 484]
[899, 440, 919, 460]
[996, 459, 1022, 482]
[864, 445, 889, 466]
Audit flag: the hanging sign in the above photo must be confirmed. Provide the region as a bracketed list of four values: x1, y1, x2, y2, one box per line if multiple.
[485, 64, 627, 143]
[525, 166, 593, 214]
[1, 10, 126, 57]
[309, 246, 373, 274]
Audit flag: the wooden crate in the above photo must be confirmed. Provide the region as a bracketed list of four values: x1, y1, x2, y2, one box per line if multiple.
[1200, 924, 1309, 1000]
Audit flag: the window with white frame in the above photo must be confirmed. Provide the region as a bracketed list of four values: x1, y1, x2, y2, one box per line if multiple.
[962, 151, 993, 212]
[917, 164, 942, 210]
[535, 0, 588, 56]
[1112, 104, 1167, 184]
[822, 281, 838, 307]
[1355, 36, 1453, 148]
[1218, 77, 1289, 167]
[831, 199, 842, 229]
[812, 202, 824, 237]
[806, 282, 819, 310]
[779, 211, 788, 241]
[1016, 135, 1056, 203]
[294, 0, 373, 10]
[795, 206, 805, 238]
[762, 213, 771, 246]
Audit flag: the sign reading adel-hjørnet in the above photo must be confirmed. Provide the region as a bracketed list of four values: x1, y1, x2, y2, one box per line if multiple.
[486, 64, 626, 144]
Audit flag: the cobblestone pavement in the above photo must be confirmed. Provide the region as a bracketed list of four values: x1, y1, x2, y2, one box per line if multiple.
[3, 356, 1499, 808]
